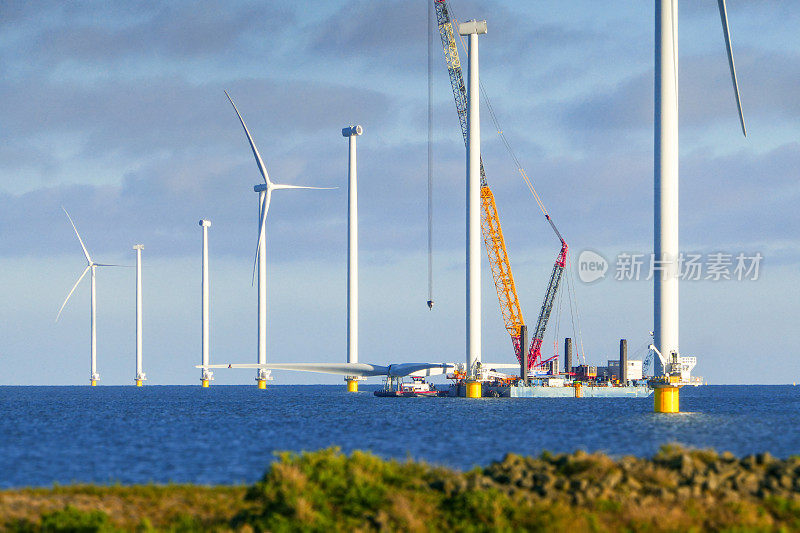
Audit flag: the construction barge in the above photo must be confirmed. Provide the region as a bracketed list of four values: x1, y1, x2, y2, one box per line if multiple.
[375, 337, 700, 399]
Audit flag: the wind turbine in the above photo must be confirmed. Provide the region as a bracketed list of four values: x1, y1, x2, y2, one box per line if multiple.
[225, 91, 334, 389]
[56, 208, 125, 386]
[651, 0, 746, 411]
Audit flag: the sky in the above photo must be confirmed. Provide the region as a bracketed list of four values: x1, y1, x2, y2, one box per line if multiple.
[0, 1, 798, 386]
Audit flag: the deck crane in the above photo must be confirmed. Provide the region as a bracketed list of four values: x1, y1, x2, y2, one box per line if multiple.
[434, 0, 568, 371]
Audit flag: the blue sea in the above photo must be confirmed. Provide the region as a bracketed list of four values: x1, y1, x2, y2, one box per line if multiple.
[1, 385, 798, 488]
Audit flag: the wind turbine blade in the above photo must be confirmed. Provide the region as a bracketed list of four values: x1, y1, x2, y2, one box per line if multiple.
[717, 0, 747, 137]
[62, 207, 92, 264]
[387, 363, 455, 377]
[252, 190, 270, 286]
[194, 362, 390, 376]
[225, 91, 272, 184]
[56, 265, 90, 321]
[271, 184, 337, 191]
[94, 263, 133, 267]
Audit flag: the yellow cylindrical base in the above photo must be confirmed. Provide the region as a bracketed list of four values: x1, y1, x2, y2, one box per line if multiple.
[257, 380, 267, 389]
[654, 386, 680, 413]
[90, 380, 97, 387]
[201, 379, 210, 388]
[136, 380, 143, 387]
[574, 381, 583, 398]
[347, 380, 358, 393]
[465, 381, 482, 398]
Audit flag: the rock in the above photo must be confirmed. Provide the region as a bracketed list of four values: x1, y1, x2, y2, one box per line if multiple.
[679, 453, 696, 477]
[603, 470, 623, 490]
[757, 452, 774, 466]
[721, 451, 736, 462]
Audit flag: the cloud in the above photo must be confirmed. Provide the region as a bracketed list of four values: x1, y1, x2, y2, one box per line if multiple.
[1, 2, 296, 67]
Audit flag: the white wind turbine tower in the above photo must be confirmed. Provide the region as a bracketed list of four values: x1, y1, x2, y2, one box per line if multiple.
[199, 220, 213, 387]
[651, 0, 746, 412]
[56, 208, 126, 386]
[133, 244, 145, 386]
[225, 91, 334, 389]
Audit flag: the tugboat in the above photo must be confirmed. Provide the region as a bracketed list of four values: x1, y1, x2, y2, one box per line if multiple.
[374, 375, 447, 397]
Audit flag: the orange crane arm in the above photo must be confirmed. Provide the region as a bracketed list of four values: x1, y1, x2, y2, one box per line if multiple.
[434, 0, 525, 356]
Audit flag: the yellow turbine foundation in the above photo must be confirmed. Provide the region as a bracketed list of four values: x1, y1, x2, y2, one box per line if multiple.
[574, 381, 583, 398]
[347, 379, 358, 393]
[654, 386, 680, 413]
[465, 381, 482, 398]
[201, 379, 209, 388]
[90, 380, 97, 387]
[257, 380, 267, 390]
[136, 380, 143, 387]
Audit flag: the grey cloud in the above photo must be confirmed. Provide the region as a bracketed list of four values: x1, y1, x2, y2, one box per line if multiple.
[558, 49, 800, 147]
[2, 2, 295, 67]
[0, 76, 396, 183]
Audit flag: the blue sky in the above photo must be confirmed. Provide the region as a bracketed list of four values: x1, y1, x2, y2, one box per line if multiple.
[1, 1, 798, 385]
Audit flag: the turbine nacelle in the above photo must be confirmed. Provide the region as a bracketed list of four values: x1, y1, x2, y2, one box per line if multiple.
[342, 125, 363, 137]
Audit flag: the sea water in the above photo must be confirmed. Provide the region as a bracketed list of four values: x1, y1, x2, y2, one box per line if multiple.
[0, 385, 798, 488]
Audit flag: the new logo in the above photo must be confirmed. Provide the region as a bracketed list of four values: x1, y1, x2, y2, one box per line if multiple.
[577, 250, 608, 283]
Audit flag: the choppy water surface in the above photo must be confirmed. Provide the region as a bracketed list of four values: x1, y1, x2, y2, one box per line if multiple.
[1, 385, 798, 488]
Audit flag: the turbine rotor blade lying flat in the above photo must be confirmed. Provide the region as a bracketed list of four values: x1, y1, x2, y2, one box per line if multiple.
[195, 362, 390, 377]
[62, 207, 92, 264]
[271, 184, 337, 191]
[56, 265, 91, 321]
[386, 363, 454, 377]
[194, 361, 455, 378]
[225, 91, 271, 184]
[717, 0, 747, 137]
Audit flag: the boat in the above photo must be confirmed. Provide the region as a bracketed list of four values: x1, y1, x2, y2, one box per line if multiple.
[374, 376, 447, 397]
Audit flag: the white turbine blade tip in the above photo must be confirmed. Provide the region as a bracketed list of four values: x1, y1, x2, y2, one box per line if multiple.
[226, 91, 271, 184]
[62, 207, 92, 263]
[717, 0, 747, 137]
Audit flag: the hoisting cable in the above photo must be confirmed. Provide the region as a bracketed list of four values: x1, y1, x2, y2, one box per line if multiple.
[565, 253, 582, 364]
[553, 274, 565, 357]
[426, 0, 435, 310]
[566, 253, 587, 365]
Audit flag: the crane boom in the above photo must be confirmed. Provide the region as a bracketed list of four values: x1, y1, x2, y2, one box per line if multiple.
[529, 216, 568, 370]
[434, 0, 525, 356]
[434, 0, 568, 371]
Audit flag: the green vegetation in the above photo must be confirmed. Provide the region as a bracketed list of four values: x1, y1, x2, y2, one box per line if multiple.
[2, 446, 799, 531]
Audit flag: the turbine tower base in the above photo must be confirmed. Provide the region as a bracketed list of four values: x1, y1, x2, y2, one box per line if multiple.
[347, 379, 359, 393]
[654, 385, 680, 413]
[201, 379, 210, 388]
[465, 380, 482, 398]
[90, 380, 97, 387]
[257, 380, 267, 390]
[136, 380, 143, 387]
